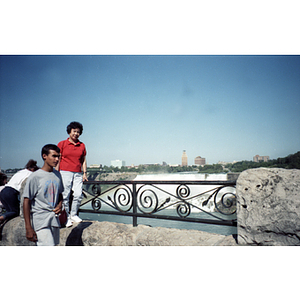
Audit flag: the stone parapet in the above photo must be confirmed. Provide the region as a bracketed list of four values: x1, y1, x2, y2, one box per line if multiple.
[0, 217, 237, 246]
[236, 168, 300, 246]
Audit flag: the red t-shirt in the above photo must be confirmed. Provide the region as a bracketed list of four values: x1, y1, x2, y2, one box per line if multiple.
[57, 139, 87, 172]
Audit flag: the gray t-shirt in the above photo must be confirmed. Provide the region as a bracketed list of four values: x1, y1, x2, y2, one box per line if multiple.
[22, 169, 64, 231]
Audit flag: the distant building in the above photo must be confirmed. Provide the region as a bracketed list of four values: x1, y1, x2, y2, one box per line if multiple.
[89, 164, 101, 168]
[194, 156, 206, 166]
[182, 150, 188, 166]
[253, 155, 269, 162]
[111, 160, 126, 168]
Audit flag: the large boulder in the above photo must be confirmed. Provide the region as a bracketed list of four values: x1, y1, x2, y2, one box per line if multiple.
[236, 168, 300, 246]
[0, 217, 237, 246]
[0, 216, 33, 246]
[60, 221, 237, 246]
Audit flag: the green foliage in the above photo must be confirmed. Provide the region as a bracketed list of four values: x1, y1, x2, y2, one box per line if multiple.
[274, 151, 300, 169]
[226, 151, 300, 173]
[198, 164, 224, 173]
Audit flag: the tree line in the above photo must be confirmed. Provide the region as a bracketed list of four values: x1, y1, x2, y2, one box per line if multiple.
[6, 151, 299, 176]
[224, 151, 300, 173]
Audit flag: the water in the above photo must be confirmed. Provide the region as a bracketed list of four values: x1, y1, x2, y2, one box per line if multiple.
[79, 211, 237, 236]
[134, 172, 227, 181]
[80, 173, 237, 236]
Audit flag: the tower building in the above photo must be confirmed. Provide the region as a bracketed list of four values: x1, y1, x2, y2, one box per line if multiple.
[195, 156, 206, 166]
[181, 150, 188, 166]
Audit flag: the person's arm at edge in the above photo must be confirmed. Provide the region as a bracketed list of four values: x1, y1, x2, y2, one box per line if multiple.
[82, 156, 88, 181]
[23, 197, 37, 242]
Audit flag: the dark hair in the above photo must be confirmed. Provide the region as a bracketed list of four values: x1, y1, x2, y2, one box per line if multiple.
[25, 159, 39, 171]
[41, 144, 60, 159]
[0, 172, 7, 186]
[66, 121, 83, 135]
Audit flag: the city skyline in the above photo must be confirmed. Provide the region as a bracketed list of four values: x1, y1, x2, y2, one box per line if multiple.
[100, 150, 271, 168]
[1, 55, 300, 170]
[0, 148, 289, 171]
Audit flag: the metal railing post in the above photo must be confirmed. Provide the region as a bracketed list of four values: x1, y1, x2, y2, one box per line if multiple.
[132, 182, 137, 227]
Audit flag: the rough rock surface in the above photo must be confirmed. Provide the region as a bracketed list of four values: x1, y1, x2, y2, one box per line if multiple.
[0, 216, 33, 246]
[0, 217, 237, 246]
[236, 168, 300, 246]
[60, 221, 237, 246]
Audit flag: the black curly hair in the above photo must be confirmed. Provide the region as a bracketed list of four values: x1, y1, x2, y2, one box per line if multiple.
[66, 121, 83, 135]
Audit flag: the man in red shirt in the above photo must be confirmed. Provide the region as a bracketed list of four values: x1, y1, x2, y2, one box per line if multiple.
[57, 122, 88, 227]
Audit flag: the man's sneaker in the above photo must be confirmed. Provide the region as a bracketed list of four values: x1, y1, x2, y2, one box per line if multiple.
[65, 218, 73, 228]
[70, 215, 82, 223]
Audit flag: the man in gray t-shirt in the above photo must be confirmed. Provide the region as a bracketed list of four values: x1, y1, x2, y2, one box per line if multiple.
[23, 144, 64, 246]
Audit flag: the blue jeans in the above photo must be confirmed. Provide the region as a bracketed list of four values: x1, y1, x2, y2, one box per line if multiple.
[60, 171, 83, 217]
[0, 186, 20, 221]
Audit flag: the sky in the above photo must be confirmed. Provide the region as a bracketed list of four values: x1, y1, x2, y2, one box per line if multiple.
[0, 1, 300, 170]
[1, 55, 300, 169]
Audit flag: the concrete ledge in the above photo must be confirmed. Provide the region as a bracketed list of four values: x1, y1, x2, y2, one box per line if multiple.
[0, 216, 237, 246]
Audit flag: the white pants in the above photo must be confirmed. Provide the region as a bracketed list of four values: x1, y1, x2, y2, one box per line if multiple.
[60, 171, 83, 217]
[36, 227, 60, 246]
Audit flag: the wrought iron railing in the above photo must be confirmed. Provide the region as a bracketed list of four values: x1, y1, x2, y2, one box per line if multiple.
[79, 179, 237, 228]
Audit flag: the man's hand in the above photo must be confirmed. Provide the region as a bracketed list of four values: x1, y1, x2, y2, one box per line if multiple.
[26, 227, 37, 242]
[53, 200, 62, 215]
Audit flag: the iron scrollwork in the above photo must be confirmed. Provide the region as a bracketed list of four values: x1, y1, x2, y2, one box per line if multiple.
[137, 189, 159, 214]
[176, 184, 190, 199]
[92, 198, 101, 211]
[82, 180, 237, 227]
[214, 186, 237, 215]
[176, 201, 191, 218]
[175, 184, 192, 217]
[109, 186, 133, 212]
[91, 184, 101, 211]
[92, 184, 101, 196]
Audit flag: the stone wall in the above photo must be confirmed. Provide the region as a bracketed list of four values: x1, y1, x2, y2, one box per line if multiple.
[236, 168, 300, 246]
[0, 217, 237, 246]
